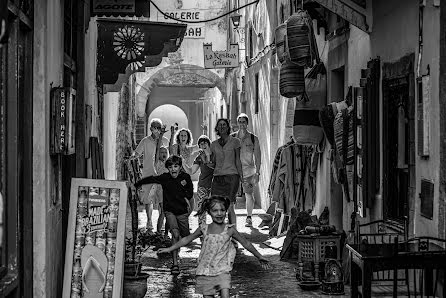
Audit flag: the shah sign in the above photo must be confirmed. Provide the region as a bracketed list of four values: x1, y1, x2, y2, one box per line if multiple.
[203, 44, 239, 69]
[157, 10, 206, 39]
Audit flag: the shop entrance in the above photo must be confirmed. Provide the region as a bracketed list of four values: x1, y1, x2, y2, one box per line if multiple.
[383, 76, 412, 221]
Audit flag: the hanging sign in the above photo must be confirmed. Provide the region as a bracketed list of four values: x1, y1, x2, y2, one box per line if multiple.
[50, 87, 76, 155]
[203, 43, 239, 69]
[63, 178, 128, 298]
[157, 10, 206, 39]
[91, 0, 151, 17]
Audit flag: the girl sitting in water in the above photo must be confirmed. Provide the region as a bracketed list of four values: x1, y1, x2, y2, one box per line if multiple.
[157, 195, 270, 297]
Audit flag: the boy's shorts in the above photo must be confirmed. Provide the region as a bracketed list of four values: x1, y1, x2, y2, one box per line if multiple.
[211, 174, 240, 203]
[164, 211, 190, 237]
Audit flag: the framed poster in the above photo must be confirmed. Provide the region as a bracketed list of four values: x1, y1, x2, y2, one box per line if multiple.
[63, 178, 128, 298]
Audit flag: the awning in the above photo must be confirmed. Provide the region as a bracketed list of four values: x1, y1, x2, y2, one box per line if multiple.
[309, 0, 372, 33]
[97, 19, 187, 86]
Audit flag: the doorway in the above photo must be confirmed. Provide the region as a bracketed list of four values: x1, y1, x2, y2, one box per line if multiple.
[329, 66, 345, 229]
[383, 76, 412, 221]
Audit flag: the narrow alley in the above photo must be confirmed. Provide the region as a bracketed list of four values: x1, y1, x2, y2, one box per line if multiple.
[2, 0, 446, 297]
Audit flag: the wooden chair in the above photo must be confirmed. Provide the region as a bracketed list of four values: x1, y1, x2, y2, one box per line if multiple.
[355, 218, 408, 296]
[394, 236, 446, 297]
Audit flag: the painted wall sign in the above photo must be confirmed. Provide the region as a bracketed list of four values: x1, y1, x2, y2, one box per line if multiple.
[63, 179, 128, 298]
[203, 44, 239, 69]
[157, 10, 206, 39]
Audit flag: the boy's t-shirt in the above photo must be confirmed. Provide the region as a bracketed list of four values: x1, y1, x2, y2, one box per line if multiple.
[194, 155, 214, 189]
[135, 171, 193, 215]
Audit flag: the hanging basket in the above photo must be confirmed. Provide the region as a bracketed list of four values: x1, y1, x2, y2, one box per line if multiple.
[286, 10, 314, 67]
[279, 61, 305, 98]
[275, 23, 288, 64]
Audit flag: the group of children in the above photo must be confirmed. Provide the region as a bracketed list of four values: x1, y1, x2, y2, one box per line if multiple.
[131, 117, 269, 298]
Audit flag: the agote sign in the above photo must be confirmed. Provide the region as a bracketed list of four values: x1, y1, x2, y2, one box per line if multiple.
[91, 0, 150, 17]
[203, 44, 239, 69]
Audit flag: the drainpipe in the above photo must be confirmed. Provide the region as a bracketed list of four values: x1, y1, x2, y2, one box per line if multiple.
[417, 1, 425, 78]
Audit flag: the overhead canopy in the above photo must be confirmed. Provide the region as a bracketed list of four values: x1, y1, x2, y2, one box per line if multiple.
[97, 19, 187, 85]
[309, 0, 372, 32]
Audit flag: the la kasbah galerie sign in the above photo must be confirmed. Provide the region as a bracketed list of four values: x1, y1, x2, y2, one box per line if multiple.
[203, 43, 239, 69]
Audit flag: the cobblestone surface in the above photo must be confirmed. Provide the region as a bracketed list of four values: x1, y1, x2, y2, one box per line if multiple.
[127, 201, 350, 298]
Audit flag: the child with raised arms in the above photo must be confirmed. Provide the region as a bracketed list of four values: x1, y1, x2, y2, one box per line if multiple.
[157, 195, 270, 297]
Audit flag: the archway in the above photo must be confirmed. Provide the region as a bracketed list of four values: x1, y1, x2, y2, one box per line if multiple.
[135, 64, 226, 118]
[134, 64, 226, 145]
[148, 104, 188, 141]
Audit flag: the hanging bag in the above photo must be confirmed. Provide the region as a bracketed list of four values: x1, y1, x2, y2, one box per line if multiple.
[286, 10, 319, 68]
[304, 62, 327, 107]
[291, 63, 326, 145]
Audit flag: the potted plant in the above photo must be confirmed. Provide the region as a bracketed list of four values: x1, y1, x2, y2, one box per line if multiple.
[123, 228, 151, 298]
[123, 157, 150, 298]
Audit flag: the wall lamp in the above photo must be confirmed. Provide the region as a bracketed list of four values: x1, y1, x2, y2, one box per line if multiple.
[231, 12, 242, 30]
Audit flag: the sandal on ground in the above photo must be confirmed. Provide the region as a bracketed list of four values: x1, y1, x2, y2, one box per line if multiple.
[170, 265, 180, 275]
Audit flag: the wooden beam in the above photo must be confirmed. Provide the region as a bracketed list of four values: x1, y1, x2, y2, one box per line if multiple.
[311, 0, 372, 32]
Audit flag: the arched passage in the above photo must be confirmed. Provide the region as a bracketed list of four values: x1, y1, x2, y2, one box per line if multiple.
[136, 64, 226, 118]
[135, 64, 226, 145]
[148, 104, 188, 141]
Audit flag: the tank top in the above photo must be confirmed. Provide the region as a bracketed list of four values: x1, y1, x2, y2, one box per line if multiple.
[196, 223, 237, 276]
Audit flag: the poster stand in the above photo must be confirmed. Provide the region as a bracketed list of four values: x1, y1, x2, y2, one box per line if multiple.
[62, 178, 128, 298]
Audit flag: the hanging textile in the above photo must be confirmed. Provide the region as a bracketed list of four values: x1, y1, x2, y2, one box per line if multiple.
[269, 143, 316, 215]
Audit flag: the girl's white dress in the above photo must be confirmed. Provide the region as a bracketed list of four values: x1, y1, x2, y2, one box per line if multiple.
[196, 223, 237, 276]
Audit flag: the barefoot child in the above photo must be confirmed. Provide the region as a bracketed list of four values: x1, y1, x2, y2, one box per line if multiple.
[134, 155, 193, 275]
[183, 135, 214, 226]
[158, 195, 270, 297]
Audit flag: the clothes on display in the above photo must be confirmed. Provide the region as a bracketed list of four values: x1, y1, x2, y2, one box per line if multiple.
[268, 140, 316, 216]
[320, 97, 355, 202]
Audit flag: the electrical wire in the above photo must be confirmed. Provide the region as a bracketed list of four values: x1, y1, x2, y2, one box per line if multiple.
[149, 0, 259, 24]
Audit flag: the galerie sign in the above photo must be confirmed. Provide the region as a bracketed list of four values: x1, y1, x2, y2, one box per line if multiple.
[157, 10, 206, 39]
[203, 44, 239, 69]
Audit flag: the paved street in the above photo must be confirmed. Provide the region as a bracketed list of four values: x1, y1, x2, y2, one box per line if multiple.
[128, 199, 350, 297]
